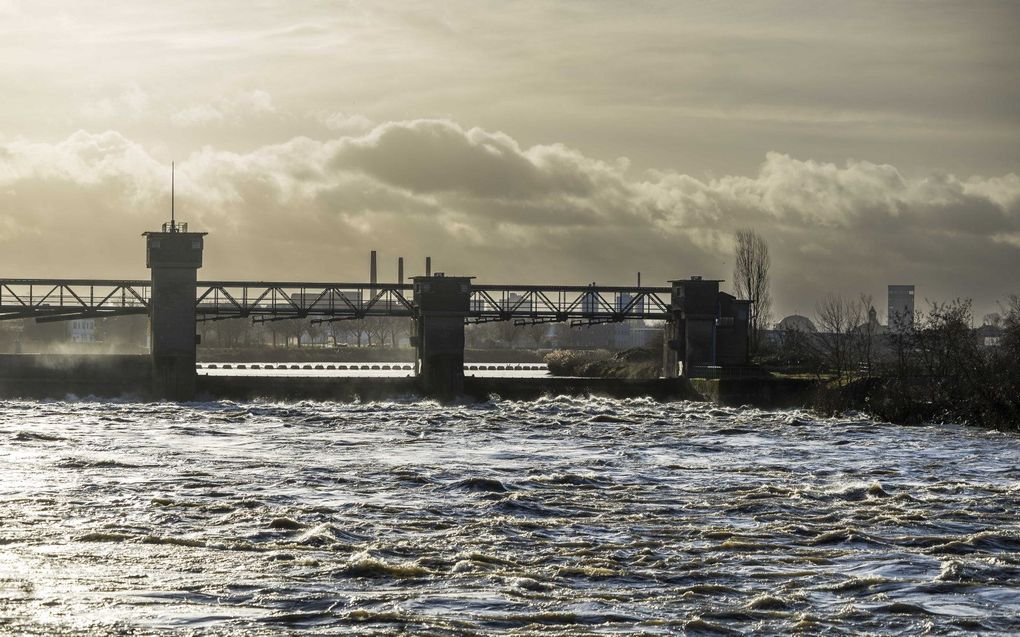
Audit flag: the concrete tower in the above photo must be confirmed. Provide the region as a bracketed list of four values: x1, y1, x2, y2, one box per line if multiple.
[663, 277, 721, 377]
[144, 222, 206, 400]
[412, 274, 472, 401]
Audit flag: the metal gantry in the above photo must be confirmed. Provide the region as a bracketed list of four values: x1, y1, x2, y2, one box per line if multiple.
[0, 279, 151, 323]
[194, 282, 415, 322]
[469, 285, 671, 325]
[0, 279, 672, 324]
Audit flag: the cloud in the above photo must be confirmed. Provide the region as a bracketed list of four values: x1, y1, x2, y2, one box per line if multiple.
[80, 84, 150, 120]
[332, 119, 601, 200]
[171, 90, 276, 127]
[0, 120, 1017, 315]
[0, 0, 21, 17]
[323, 112, 373, 135]
[0, 130, 163, 196]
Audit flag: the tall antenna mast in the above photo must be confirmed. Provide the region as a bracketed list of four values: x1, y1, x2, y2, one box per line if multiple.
[171, 161, 175, 231]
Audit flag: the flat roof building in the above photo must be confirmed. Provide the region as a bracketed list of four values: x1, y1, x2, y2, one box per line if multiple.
[888, 284, 915, 331]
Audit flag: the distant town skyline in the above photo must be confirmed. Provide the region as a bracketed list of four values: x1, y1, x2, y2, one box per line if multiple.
[0, 1, 1017, 318]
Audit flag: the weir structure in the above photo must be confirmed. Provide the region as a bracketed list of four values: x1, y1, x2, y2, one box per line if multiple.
[0, 228, 750, 400]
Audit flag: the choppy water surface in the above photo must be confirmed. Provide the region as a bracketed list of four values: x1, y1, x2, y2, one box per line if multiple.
[2, 398, 1019, 635]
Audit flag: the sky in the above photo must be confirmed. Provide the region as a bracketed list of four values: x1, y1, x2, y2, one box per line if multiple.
[0, 0, 1018, 321]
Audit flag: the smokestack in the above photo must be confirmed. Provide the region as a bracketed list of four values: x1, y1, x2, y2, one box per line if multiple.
[397, 257, 404, 283]
[637, 272, 641, 287]
[370, 250, 377, 298]
[425, 256, 432, 277]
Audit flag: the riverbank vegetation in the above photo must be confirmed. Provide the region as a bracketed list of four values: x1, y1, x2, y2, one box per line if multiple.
[544, 348, 661, 379]
[733, 228, 772, 355]
[776, 296, 1020, 430]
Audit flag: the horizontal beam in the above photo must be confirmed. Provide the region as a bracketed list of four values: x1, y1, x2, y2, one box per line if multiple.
[2, 277, 671, 291]
[474, 284, 671, 294]
[0, 278, 149, 286]
[197, 280, 415, 290]
[33, 308, 149, 323]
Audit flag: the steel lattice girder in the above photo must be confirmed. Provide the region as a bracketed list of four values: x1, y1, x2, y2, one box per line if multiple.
[0, 279, 671, 323]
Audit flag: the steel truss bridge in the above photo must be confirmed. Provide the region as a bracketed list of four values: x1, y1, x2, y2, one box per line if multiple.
[0, 279, 672, 326]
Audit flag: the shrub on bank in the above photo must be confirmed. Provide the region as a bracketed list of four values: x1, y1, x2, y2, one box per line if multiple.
[813, 297, 1020, 430]
[544, 348, 660, 379]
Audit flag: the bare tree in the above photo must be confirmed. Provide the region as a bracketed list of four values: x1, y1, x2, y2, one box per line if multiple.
[517, 322, 549, 349]
[278, 319, 304, 347]
[912, 300, 976, 396]
[361, 317, 395, 347]
[384, 317, 412, 348]
[215, 318, 247, 347]
[733, 229, 773, 354]
[813, 293, 863, 383]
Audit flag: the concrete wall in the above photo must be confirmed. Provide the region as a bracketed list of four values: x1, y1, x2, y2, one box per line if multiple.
[690, 376, 820, 408]
[0, 354, 152, 399]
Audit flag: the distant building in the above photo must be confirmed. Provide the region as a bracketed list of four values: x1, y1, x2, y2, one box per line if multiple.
[888, 284, 915, 331]
[852, 306, 887, 336]
[507, 292, 533, 313]
[775, 314, 817, 333]
[69, 319, 96, 343]
[616, 292, 644, 315]
[609, 320, 659, 350]
[975, 323, 1004, 348]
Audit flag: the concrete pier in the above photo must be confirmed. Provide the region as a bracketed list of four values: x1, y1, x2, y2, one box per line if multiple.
[663, 277, 752, 378]
[144, 226, 206, 400]
[412, 275, 472, 401]
[675, 277, 720, 370]
[663, 278, 721, 377]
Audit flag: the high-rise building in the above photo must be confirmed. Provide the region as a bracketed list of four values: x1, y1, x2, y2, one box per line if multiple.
[888, 284, 915, 331]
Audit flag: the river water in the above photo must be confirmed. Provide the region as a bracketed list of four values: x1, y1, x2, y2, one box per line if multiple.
[2, 397, 1019, 635]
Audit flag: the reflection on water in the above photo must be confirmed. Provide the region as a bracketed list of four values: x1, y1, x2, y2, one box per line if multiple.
[2, 397, 1019, 635]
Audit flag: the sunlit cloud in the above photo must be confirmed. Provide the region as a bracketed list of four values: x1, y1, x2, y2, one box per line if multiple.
[80, 84, 150, 121]
[172, 90, 277, 127]
[324, 112, 374, 135]
[0, 121, 1016, 313]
